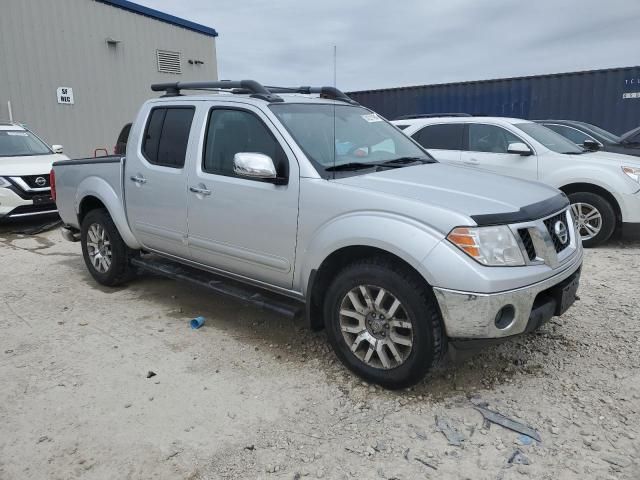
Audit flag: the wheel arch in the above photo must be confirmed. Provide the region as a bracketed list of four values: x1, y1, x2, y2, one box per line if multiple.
[75, 176, 141, 250]
[305, 245, 434, 331]
[559, 182, 622, 226]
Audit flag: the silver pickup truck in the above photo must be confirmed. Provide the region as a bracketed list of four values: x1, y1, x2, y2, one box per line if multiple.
[51, 80, 583, 388]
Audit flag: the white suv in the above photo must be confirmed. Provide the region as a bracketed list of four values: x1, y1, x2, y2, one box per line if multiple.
[393, 116, 640, 246]
[0, 123, 68, 220]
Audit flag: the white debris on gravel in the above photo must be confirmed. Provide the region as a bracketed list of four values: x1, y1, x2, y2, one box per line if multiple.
[0, 227, 639, 479]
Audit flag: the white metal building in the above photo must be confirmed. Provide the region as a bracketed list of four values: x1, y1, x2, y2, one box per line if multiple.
[0, 0, 218, 158]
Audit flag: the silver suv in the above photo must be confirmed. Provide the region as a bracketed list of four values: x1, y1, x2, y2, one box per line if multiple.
[52, 81, 583, 388]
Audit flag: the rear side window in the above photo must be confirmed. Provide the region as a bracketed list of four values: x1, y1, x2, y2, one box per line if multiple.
[202, 108, 288, 178]
[413, 124, 464, 150]
[142, 107, 194, 168]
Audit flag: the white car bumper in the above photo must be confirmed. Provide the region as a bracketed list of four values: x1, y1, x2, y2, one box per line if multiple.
[0, 185, 57, 219]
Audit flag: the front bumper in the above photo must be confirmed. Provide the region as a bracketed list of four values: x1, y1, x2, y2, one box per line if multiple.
[433, 247, 583, 339]
[0, 186, 57, 219]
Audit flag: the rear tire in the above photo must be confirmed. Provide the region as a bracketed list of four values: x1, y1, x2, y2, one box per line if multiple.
[80, 208, 135, 286]
[323, 258, 445, 389]
[568, 192, 616, 248]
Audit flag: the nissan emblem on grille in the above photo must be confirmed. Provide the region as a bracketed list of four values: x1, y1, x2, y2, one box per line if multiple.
[554, 220, 569, 245]
[35, 176, 47, 187]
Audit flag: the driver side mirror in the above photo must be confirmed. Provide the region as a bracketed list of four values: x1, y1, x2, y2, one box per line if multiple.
[582, 139, 600, 151]
[233, 152, 287, 185]
[52, 144, 64, 154]
[507, 142, 532, 156]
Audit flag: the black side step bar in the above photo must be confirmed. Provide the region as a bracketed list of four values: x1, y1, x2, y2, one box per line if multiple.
[131, 255, 304, 319]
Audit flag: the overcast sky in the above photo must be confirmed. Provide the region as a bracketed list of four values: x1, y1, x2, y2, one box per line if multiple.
[138, 0, 640, 92]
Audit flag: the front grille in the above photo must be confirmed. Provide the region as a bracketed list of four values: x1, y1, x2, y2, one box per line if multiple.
[21, 174, 50, 189]
[518, 229, 536, 261]
[544, 211, 570, 253]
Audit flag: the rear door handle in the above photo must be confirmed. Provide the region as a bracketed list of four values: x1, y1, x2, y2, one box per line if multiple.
[130, 175, 147, 184]
[463, 159, 479, 166]
[189, 186, 212, 196]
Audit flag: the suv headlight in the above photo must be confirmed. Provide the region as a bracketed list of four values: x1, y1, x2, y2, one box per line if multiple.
[622, 166, 640, 184]
[447, 226, 525, 266]
[0, 177, 10, 188]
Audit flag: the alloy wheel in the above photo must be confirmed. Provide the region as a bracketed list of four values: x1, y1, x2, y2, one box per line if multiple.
[571, 202, 602, 241]
[338, 285, 413, 370]
[86, 223, 112, 273]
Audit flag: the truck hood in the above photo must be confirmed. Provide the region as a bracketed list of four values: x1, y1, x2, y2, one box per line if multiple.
[0, 153, 69, 176]
[334, 163, 563, 224]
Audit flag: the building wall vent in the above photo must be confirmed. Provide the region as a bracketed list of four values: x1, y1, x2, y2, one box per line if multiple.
[156, 50, 182, 74]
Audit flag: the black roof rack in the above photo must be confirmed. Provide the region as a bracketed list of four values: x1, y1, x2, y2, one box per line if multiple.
[150, 80, 358, 104]
[394, 113, 472, 120]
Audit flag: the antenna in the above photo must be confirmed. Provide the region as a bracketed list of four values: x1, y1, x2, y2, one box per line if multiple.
[333, 45, 337, 87]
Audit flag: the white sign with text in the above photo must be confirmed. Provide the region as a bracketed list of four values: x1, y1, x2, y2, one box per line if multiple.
[57, 87, 74, 105]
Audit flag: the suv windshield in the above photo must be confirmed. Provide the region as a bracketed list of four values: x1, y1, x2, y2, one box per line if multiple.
[269, 103, 431, 177]
[0, 130, 52, 157]
[515, 123, 584, 154]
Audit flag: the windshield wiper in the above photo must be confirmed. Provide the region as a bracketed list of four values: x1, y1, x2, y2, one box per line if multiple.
[380, 156, 436, 165]
[564, 151, 586, 155]
[324, 162, 380, 172]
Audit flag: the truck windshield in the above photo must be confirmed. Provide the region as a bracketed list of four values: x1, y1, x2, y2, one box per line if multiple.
[0, 130, 52, 157]
[515, 123, 584, 154]
[269, 103, 431, 176]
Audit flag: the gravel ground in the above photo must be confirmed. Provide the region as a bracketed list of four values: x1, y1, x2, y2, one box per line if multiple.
[1, 220, 639, 480]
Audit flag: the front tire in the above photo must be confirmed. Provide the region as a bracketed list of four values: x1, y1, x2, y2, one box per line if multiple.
[324, 258, 445, 389]
[568, 192, 616, 248]
[80, 208, 135, 286]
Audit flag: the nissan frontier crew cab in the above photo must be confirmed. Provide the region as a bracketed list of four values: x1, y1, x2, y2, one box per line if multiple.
[52, 81, 583, 389]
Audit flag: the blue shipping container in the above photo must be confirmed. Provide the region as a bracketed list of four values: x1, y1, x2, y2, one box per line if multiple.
[347, 66, 640, 135]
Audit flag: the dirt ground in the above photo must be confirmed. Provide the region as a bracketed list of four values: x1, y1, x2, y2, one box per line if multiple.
[1, 220, 639, 480]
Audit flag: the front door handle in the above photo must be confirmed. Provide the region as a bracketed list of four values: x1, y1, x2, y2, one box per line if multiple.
[463, 159, 479, 166]
[189, 186, 212, 196]
[130, 175, 147, 184]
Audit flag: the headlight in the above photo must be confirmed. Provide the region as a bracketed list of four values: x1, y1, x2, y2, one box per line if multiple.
[447, 225, 525, 266]
[622, 166, 640, 184]
[0, 177, 10, 188]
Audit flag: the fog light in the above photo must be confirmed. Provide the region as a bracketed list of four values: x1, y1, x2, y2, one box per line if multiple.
[495, 305, 515, 329]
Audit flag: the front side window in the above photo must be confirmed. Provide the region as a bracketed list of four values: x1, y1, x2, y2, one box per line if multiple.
[515, 123, 583, 154]
[142, 107, 194, 168]
[544, 124, 595, 145]
[269, 103, 430, 177]
[413, 124, 465, 150]
[0, 130, 51, 158]
[468, 124, 523, 153]
[203, 109, 288, 178]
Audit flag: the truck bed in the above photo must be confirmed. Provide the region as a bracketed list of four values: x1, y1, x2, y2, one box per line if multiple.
[52, 156, 125, 230]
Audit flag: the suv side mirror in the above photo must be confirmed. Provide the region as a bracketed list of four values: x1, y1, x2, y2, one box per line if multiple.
[582, 139, 600, 151]
[507, 142, 532, 156]
[234, 152, 286, 184]
[52, 144, 64, 154]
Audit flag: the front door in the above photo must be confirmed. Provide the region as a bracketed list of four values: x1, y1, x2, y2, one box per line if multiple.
[460, 123, 538, 180]
[124, 105, 196, 258]
[186, 104, 299, 289]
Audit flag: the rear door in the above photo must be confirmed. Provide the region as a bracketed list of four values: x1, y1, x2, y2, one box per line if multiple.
[124, 104, 196, 258]
[411, 123, 464, 165]
[460, 123, 538, 180]
[185, 103, 299, 289]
